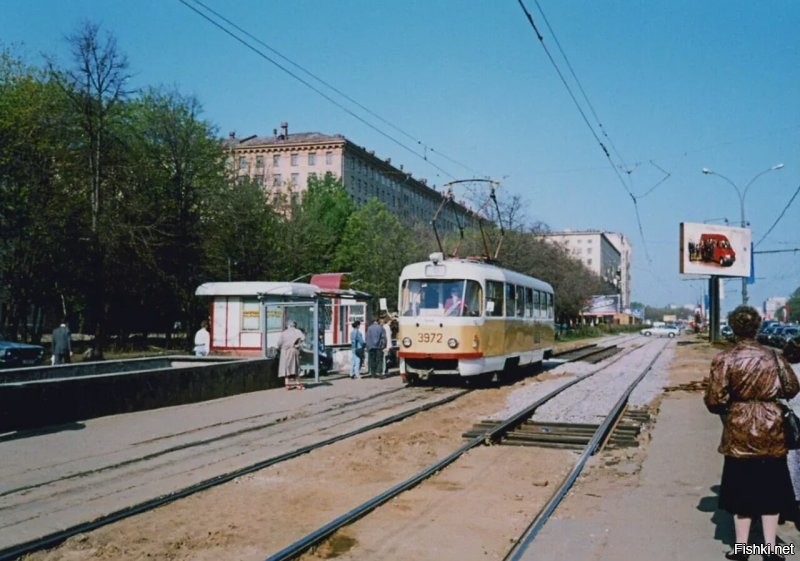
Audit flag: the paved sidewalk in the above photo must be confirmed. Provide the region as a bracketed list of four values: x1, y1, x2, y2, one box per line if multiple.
[525, 393, 800, 560]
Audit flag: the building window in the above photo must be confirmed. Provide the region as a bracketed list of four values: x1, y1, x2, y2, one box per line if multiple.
[273, 174, 282, 186]
[273, 154, 280, 167]
[587, 247, 592, 254]
[253, 174, 264, 185]
[291, 172, 300, 185]
[238, 156, 247, 169]
[308, 152, 316, 166]
[587, 258, 593, 265]
[308, 172, 317, 181]
[326, 151, 333, 165]
[290, 153, 299, 166]
[255, 156, 264, 168]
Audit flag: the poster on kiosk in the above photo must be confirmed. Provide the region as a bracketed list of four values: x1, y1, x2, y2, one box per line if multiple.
[679, 222, 752, 278]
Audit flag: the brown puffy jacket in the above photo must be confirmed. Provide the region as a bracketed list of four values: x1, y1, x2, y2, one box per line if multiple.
[704, 339, 799, 458]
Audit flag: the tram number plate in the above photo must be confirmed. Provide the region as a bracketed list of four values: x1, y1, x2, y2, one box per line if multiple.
[417, 332, 443, 343]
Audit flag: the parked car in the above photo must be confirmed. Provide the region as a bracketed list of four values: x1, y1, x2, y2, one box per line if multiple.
[0, 335, 45, 368]
[640, 325, 680, 338]
[768, 325, 790, 348]
[780, 326, 800, 349]
[721, 325, 733, 339]
[757, 324, 782, 345]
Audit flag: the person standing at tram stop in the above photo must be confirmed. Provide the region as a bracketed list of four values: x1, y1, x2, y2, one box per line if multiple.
[350, 320, 365, 379]
[51, 322, 72, 364]
[193, 320, 210, 357]
[382, 315, 394, 377]
[704, 306, 800, 561]
[366, 318, 386, 379]
[276, 320, 305, 390]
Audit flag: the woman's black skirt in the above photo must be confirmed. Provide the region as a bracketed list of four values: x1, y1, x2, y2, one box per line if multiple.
[718, 456, 796, 516]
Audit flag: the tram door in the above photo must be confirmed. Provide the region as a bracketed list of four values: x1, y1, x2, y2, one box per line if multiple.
[264, 301, 321, 382]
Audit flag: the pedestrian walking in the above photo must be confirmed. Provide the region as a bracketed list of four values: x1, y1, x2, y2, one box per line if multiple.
[276, 320, 305, 390]
[704, 306, 800, 561]
[350, 320, 365, 379]
[51, 322, 72, 364]
[366, 318, 386, 378]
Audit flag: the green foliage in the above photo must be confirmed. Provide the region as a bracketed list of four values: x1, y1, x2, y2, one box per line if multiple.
[787, 287, 800, 323]
[333, 199, 426, 312]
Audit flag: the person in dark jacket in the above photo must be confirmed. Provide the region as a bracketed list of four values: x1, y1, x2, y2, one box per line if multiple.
[365, 318, 386, 378]
[52, 323, 72, 364]
[705, 306, 800, 561]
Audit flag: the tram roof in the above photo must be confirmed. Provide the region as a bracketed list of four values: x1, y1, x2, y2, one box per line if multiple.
[400, 258, 554, 292]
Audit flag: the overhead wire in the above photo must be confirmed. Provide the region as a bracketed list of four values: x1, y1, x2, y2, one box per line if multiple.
[516, 0, 655, 262]
[755, 181, 800, 247]
[179, 0, 486, 182]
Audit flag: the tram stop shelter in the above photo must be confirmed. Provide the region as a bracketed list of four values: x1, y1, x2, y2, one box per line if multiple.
[195, 276, 371, 383]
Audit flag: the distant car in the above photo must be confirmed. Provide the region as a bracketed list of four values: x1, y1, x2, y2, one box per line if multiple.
[640, 325, 680, 338]
[721, 325, 734, 339]
[0, 336, 46, 368]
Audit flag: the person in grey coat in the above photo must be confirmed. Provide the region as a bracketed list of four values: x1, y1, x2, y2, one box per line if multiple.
[52, 323, 72, 364]
[365, 319, 386, 378]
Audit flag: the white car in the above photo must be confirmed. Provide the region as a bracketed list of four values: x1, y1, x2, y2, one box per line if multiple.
[640, 325, 680, 338]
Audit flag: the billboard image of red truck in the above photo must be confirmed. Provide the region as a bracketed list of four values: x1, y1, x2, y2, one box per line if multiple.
[688, 233, 736, 267]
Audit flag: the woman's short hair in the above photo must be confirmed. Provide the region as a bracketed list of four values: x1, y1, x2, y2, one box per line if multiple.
[351, 320, 361, 328]
[727, 306, 762, 339]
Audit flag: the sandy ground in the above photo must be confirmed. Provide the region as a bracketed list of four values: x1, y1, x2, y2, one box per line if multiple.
[22, 336, 766, 561]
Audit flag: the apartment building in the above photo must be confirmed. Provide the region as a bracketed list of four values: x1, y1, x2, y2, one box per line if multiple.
[223, 123, 478, 232]
[538, 230, 631, 310]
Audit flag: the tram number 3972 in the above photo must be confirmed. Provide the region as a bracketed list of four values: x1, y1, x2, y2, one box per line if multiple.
[417, 332, 443, 343]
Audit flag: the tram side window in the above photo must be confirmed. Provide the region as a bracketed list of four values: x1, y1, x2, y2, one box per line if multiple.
[486, 280, 504, 317]
[516, 285, 525, 317]
[505, 284, 517, 317]
[533, 290, 541, 319]
[524, 287, 534, 318]
[547, 292, 554, 318]
[538, 290, 547, 317]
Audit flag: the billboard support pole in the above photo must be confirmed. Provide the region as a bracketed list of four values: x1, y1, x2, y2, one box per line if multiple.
[709, 276, 721, 343]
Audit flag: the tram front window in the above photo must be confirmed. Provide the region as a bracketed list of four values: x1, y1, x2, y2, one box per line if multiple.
[401, 279, 482, 317]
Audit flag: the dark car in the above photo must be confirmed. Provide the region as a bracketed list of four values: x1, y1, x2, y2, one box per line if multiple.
[0, 336, 46, 368]
[721, 325, 733, 339]
[780, 326, 800, 349]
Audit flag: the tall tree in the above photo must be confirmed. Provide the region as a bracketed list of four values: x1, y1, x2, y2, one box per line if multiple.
[50, 21, 131, 357]
[0, 50, 79, 340]
[333, 198, 426, 312]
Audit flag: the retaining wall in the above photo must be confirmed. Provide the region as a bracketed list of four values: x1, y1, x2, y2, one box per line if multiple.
[0, 357, 278, 433]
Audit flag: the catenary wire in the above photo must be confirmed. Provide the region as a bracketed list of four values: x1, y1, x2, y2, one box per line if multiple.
[755, 181, 800, 247]
[187, 0, 482, 178]
[177, 0, 456, 180]
[516, 0, 652, 261]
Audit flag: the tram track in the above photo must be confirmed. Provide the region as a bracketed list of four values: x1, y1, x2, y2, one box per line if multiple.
[266, 339, 667, 561]
[0, 385, 469, 560]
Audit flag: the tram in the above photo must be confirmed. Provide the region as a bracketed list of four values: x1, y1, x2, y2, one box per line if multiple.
[397, 252, 555, 385]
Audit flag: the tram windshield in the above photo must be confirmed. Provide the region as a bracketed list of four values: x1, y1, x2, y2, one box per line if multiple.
[400, 279, 482, 317]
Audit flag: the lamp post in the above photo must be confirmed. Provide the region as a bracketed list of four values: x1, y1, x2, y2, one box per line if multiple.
[701, 163, 784, 306]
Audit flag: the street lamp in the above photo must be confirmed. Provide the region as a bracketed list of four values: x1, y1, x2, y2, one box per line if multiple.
[701, 163, 784, 305]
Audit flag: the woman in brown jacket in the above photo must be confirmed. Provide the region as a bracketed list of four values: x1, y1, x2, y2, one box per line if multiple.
[705, 306, 800, 561]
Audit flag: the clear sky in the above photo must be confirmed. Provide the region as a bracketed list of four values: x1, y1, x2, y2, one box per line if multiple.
[3, 0, 799, 315]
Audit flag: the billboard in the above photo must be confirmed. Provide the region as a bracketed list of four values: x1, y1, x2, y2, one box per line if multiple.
[679, 222, 751, 278]
[583, 294, 621, 314]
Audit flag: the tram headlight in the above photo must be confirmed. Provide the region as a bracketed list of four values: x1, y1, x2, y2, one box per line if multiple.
[402, 336, 412, 348]
[447, 337, 459, 349]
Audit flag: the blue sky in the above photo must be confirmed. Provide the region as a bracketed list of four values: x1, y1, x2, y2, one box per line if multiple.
[3, 0, 799, 314]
